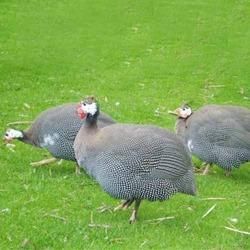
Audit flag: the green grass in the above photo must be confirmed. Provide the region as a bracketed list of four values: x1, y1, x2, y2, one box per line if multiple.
[0, 0, 250, 249]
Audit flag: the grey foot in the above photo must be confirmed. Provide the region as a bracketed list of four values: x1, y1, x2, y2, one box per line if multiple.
[128, 200, 141, 224]
[129, 209, 137, 224]
[75, 165, 81, 175]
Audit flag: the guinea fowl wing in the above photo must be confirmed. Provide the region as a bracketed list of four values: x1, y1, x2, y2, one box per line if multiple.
[228, 107, 250, 133]
[87, 128, 192, 183]
[188, 118, 250, 168]
[195, 120, 250, 150]
[88, 132, 195, 201]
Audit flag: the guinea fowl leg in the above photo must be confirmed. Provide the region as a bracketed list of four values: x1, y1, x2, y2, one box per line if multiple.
[75, 164, 81, 175]
[30, 157, 57, 167]
[123, 199, 135, 209]
[129, 199, 142, 224]
[224, 170, 231, 177]
[193, 167, 202, 173]
[114, 199, 134, 211]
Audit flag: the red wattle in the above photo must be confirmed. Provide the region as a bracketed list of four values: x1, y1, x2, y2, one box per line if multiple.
[76, 105, 86, 120]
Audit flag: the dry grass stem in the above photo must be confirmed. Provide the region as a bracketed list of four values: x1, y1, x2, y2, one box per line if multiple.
[88, 224, 111, 229]
[90, 211, 94, 224]
[144, 216, 175, 224]
[201, 198, 226, 201]
[207, 85, 225, 88]
[202, 204, 217, 219]
[97, 205, 113, 213]
[140, 240, 149, 248]
[224, 226, 250, 235]
[43, 213, 67, 222]
[30, 157, 57, 167]
[7, 121, 33, 126]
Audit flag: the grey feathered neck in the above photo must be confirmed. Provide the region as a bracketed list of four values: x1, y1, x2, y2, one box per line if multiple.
[85, 108, 100, 128]
[17, 130, 36, 145]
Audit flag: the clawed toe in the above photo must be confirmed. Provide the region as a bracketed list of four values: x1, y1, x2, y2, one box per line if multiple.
[129, 210, 137, 224]
[114, 199, 134, 212]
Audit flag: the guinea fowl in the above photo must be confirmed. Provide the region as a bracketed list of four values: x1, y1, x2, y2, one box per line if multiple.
[4, 103, 115, 172]
[169, 104, 250, 175]
[74, 96, 196, 223]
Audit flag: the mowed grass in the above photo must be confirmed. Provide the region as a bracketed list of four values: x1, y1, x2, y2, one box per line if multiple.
[0, 0, 249, 249]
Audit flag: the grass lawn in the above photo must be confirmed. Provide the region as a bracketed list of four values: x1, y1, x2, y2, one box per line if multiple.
[0, 0, 249, 249]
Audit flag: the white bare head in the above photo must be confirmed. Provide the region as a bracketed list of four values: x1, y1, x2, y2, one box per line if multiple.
[76, 96, 99, 119]
[4, 128, 23, 143]
[81, 101, 98, 116]
[169, 105, 192, 119]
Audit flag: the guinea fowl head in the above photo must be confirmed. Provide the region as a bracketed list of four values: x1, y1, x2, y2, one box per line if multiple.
[77, 96, 99, 121]
[169, 104, 192, 119]
[3, 128, 23, 143]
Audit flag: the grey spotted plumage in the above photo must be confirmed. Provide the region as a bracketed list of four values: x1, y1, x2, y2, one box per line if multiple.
[173, 104, 250, 172]
[5, 103, 115, 161]
[74, 97, 196, 223]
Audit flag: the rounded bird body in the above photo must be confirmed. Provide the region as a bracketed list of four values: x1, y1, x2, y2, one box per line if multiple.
[74, 97, 196, 222]
[5, 103, 115, 161]
[172, 104, 250, 172]
[75, 124, 196, 200]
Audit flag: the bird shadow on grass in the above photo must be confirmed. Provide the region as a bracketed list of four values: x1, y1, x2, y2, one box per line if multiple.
[31, 162, 98, 189]
[229, 167, 250, 184]
[204, 165, 250, 185]
[193, 159, 250, 184]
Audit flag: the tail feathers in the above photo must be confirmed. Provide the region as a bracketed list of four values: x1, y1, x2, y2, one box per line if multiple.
[175, 169, 196, 196]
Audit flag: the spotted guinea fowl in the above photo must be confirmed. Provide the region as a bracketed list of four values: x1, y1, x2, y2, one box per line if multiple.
[169, 104, 250, 175]
[73, 96, 196, 223]
[4, 103, 115, 171]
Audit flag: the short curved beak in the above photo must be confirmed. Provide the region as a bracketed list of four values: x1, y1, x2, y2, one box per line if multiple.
[76, 104, 86, 120]
[3, 135, 11, 144]
[168, 108, 180, 116]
